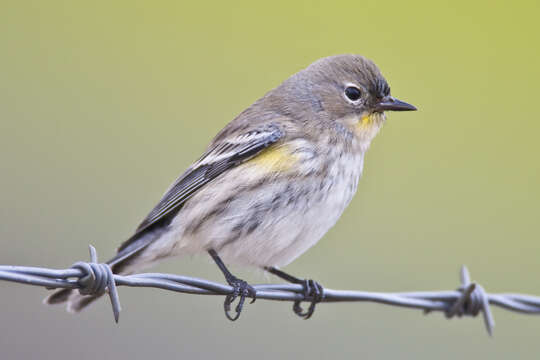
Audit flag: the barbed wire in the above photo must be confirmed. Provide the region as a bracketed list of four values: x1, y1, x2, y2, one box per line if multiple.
[1, 245, 540, 336]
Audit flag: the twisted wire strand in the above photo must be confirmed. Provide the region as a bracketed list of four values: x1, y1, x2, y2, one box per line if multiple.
[1, 245, 540, 335]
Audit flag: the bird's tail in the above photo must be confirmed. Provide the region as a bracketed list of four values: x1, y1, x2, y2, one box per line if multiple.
[44, 229, 163, 313]
[44, 287, 103, 313]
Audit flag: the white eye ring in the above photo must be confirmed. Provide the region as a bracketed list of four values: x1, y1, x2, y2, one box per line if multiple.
[343, 84, 363, 104]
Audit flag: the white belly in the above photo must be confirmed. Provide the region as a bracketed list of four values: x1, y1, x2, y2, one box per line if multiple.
[131, 139, 365, 272]
[152, 150, 365, 268]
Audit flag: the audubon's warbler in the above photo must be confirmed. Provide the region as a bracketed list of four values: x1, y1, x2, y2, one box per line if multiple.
[46, 54, 416, 320]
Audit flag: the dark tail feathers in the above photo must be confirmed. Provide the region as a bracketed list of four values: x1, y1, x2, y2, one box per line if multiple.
[44, 228, 163, 312]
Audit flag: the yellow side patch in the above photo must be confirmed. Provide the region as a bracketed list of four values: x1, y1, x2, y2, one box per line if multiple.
[248, 145, 298, 172]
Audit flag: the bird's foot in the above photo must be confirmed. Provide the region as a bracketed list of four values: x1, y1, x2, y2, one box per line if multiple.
[293, 279, 324, 319]
[224, 276, 256, 321]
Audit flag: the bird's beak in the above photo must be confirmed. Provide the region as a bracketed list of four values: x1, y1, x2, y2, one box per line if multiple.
[374, 96, 417, 112]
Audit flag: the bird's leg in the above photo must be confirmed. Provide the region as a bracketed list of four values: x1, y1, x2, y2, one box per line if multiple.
[265, 266, 324, 319]
[208, 249, 256, 321]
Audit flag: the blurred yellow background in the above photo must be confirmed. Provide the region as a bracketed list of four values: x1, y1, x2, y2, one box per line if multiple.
[1, 1, 539, 359]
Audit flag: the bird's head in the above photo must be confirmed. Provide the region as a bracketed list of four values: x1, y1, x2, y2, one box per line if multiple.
[269, 54, 416, 144]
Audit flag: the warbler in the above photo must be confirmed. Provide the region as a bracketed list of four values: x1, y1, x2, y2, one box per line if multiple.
[46, 54, 416, 320]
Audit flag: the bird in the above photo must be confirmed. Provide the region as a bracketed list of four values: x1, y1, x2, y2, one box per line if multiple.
[45, 54, 416, 320]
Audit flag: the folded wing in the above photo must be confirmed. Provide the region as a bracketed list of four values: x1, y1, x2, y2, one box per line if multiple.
[109, 123, 284, 268]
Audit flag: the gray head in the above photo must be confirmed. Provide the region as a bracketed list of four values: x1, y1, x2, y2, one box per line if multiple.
[264, 54, 416, 122]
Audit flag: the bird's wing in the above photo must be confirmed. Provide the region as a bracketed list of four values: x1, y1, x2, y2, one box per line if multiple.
[111, 123, 283, 263]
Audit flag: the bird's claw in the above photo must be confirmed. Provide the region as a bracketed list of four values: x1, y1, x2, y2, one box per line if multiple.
[224, 277, 256, 321]
[293, 279, 324, 319]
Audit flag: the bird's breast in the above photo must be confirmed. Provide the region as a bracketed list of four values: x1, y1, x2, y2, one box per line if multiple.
[165, 137, 365, 268]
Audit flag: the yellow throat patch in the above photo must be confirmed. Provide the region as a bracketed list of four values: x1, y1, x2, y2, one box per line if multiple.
[354, 112, 384, 131]
[357, 114, 374, 129]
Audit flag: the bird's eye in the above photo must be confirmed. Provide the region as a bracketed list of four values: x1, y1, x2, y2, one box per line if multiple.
[344, 86, 362, 102]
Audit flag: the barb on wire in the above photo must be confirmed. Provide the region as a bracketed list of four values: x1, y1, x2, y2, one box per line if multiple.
[1, 245, 540, 336]
[70, 246, 121, 322]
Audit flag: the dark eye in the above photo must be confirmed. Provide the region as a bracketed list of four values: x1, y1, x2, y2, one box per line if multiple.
[345, 86, 362, 102]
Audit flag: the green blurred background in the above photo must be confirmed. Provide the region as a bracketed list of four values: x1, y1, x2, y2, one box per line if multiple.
[1, 1, 539, 358]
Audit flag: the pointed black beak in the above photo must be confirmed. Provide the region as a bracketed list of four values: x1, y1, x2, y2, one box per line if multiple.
[374, 96, 417, 112]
